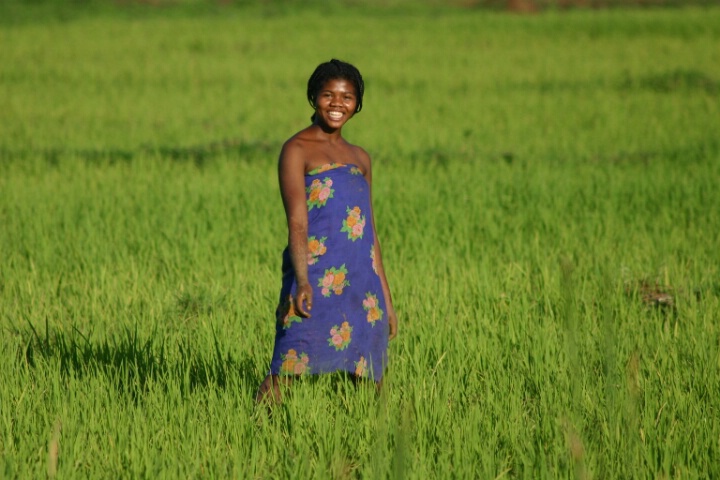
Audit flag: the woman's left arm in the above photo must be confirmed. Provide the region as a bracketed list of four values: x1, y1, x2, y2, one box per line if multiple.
[362, 151, 397, 341]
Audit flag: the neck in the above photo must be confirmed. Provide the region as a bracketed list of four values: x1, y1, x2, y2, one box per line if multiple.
[311, 120, 344, 139]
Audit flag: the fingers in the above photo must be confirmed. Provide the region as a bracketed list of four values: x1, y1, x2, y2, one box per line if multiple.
[388, 317, 397, 341]
[295, 291, 312, 318]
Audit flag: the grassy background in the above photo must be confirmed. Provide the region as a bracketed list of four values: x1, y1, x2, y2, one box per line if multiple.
[2, 3, 720, 478]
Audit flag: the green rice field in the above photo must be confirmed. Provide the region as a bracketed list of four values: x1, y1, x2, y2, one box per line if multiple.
[1, 2, 720, 478]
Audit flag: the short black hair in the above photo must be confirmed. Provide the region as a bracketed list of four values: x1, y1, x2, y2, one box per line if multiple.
[307, 59, 364, 115]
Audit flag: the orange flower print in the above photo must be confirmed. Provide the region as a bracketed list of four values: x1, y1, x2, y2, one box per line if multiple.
[307, 178, 334, 211]
[354, 356, 368, 378]
[327, 321, 353, 351]
[307, 236, 327, 265]
[278, 295, 303, 330]
[370, 245, 378, 275]
[362, 292, 384, 325]
[332, 271, 346, 295]
[318, 264, 349, 297]
[280, 349, 310, 376]
[349, 166, 363, 176]
[308, 163, 345, 175]
[340, 321, 351, 341]
[341, 206, 366, 241]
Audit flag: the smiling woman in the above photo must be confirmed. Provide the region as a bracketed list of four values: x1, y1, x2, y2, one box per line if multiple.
[306, 59, 365, 124]
[313, 78, 357, 128]
[256, 59, 398, 404]
[3, 6, 720, 477]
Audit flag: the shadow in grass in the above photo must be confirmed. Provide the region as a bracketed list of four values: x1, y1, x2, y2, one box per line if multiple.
[620, 69, 720, 95]
[19, 319, 261, 402]
[587, 137, 720, 165]
[175, 286, 228, 321]
[0, 138, 274, 169]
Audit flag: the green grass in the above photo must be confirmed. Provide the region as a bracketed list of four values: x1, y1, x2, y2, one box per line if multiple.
[2, 3, 720, 478]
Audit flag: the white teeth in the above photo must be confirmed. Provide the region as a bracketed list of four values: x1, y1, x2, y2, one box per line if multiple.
[328, 112, 342, 119]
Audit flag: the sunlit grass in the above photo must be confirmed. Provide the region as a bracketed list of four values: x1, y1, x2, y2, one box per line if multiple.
[2, 4, 719, 478]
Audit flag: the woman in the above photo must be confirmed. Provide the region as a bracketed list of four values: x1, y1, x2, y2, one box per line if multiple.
[257, 59, 397, 403]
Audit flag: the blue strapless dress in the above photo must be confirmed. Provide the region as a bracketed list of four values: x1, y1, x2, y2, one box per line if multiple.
[268, 163, 388, 381]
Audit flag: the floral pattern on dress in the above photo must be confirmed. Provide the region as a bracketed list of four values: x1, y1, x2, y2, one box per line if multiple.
[280, 349, 310, 376]
[341, 206, 366, 241]
[307, 178, 334, 211]
[318, 264, 350, 297]
[354, 356, 368, 377]
[278, 295, 303, 330]
[270, 158, 388, 381]
[328, 321, 352, 351]
[370, 245, 378, 275]
[307, 236, 327, 265]
[363, 293, 384, 325]
[308, 163, 345, 176]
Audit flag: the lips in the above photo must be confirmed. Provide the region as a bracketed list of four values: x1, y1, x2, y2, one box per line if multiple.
[327, 111, 343, 120]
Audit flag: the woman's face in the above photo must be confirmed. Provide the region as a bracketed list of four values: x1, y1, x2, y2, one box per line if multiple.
[314, 78, 357, 130]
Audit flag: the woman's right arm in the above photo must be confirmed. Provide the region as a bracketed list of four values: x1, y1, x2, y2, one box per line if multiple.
[278, 142, 313, 317]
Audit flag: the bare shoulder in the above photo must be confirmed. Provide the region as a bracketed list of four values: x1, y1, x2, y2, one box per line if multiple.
[279, 129, 313, 168]
[281, 129, 312, 155]
[349, 143, 372, 176]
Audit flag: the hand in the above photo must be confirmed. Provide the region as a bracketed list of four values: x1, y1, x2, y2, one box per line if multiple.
[387, 309, 398, 341]
[294, 283, 313, 318]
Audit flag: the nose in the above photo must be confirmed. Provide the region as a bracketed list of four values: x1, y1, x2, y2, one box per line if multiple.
[329, 94, 341, 106]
